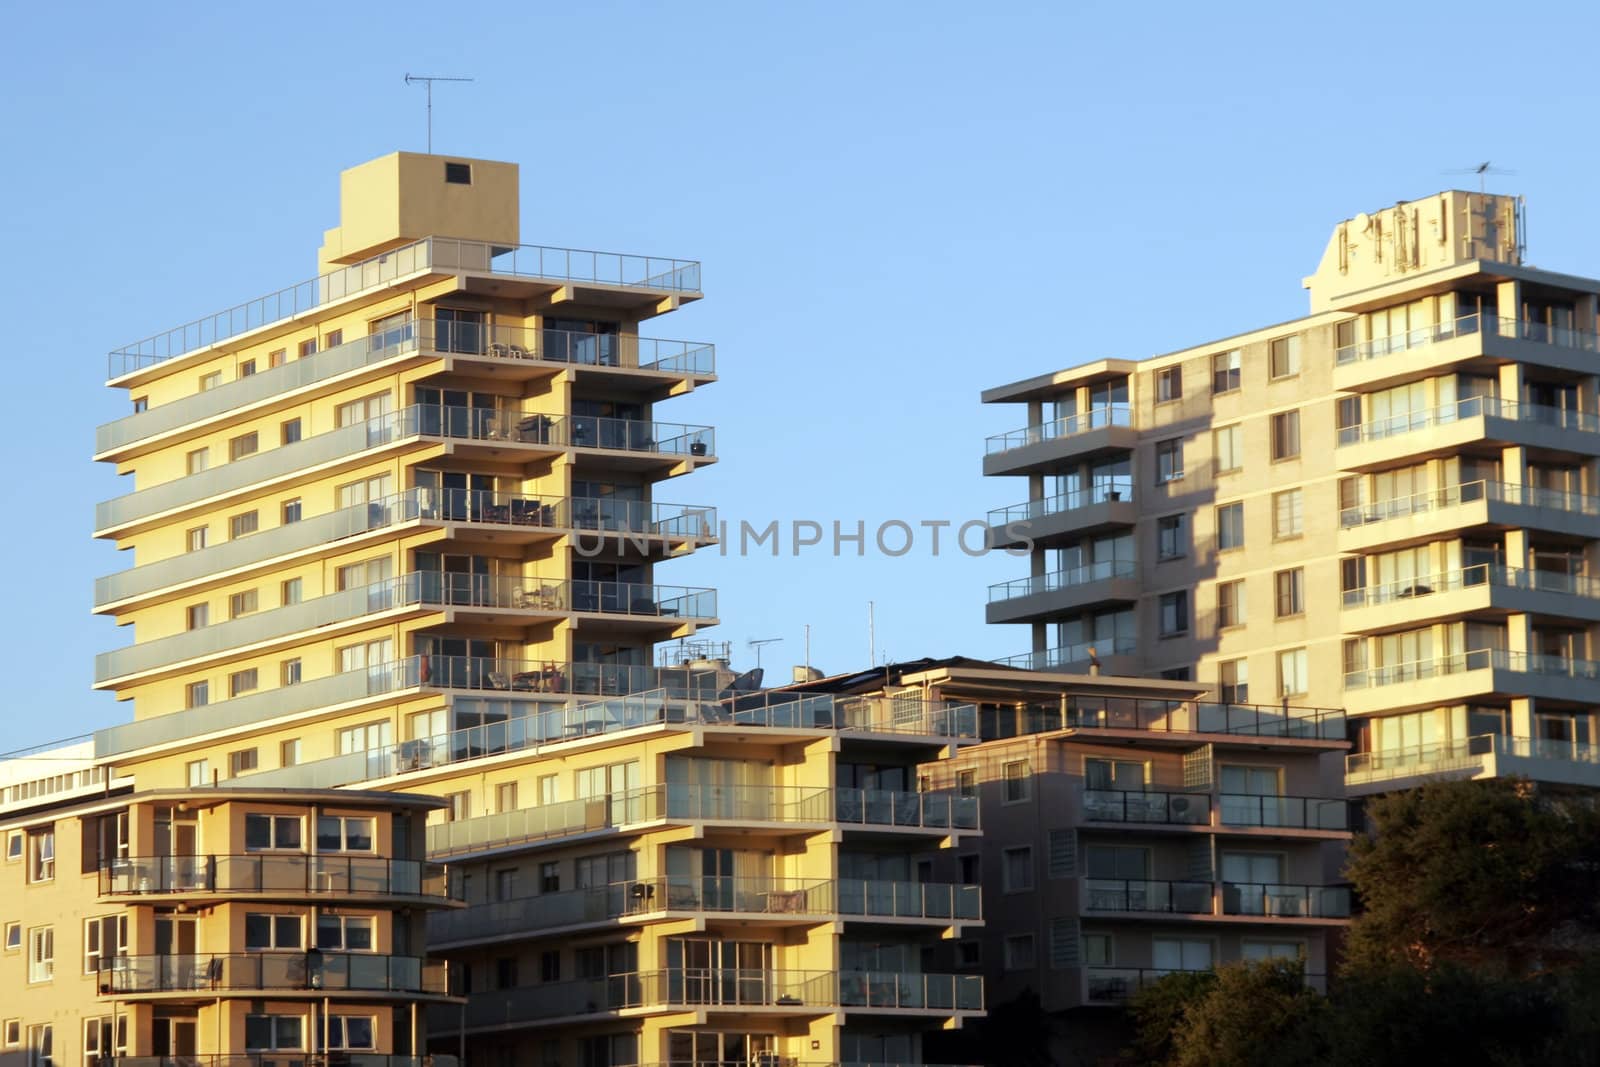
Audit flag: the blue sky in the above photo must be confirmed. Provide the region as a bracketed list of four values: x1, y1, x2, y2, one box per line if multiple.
[6, 0, 1600, 746]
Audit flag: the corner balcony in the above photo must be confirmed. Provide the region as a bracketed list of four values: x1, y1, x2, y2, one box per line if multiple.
[1332, 312, 1600, 393]
[987, 484, 1136, 549]
[109, 236, 702, 382]
[987, 560, 1139, 625]
[1342, 648, 1600, 716]
[98, 854, 461, 905]
[1080, 788, 1348, 835]
[1341, 564, 1600, 634]
[1345, 734, 1600, 794]
[983, 405, 1135, 477]
[1335, 396, 1600, 473]
[1337, 480, 1600, 554]
[99, 953, 450, 998]
[1081, 878, 1351, 922]
[998, 635, 1139, 675]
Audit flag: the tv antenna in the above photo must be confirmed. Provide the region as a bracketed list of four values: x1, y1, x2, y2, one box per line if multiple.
[748, 638, 783, 670]
[1444, 161, 1515, 194]
[404, 73, 474, 153]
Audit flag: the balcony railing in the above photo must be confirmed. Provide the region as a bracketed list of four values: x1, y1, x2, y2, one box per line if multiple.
[1343, 648, 1600, 690]
[1334, 311, 1600, 367]
[99, 952, 448, 995]
[834, 788, 979, 830]
[1217, 794, 1349, 830]
[989, 559, 1138, 603]
[987, 483, 1134, 527]
[1346, 733, 1600, 783]
[1083, 789, 1211, 824]
[998, 636, 1139, 671]
[1086, 967, 1326, 1003]
[1084, 878, 1215, 914]
[107, 1058, 457, 1067]
[1080, 789, 1346, 830]
[836, 878, 981, 921]
[110, 236, 701, 376]
[1339, 479, 1600, 530]
[567, 415, 714, 457]
[1341, 564, 1600, 609]
[1223, 883, 1352, 918]
[986, 405, 1133, 455]
[1083, 879, 1350, 918]
[99, 854, 461, 900]
[1335, 394, 1600, 446]
[1006, 695, 1345, 740]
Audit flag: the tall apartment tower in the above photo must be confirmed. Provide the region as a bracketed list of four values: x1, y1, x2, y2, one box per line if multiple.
[983, 191, 1600, 794]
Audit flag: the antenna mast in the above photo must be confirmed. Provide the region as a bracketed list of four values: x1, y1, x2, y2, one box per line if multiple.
[748, 638, 783, 671]
[404, 73, 474, 153]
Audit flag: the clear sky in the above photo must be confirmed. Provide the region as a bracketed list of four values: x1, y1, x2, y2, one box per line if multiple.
[5, 0, 1600, 748]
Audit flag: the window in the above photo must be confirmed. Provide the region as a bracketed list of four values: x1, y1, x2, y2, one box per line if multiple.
[1212, 349, 1241, 393]
[956, 769, 977, 797]
[281, 418, 302, 445]
[1156, 437, 1184, 483]
[281, 658, 302, 685]
[1160, 666, 1193, 681]
[496, 868, 519, 901]
[338, 720, 392, 753]
[328, 1016, 375, 1050]
[1085, 844, 1150, 879]
[1269, 335, 1301, 379]
[131, 396, 148, 413]
[245, 1015, 303, 1051]
[228, 748, 258, 776]
[186, 759, 210, 787]
[446, 791, 472, 821]
[957, 940, 982, 967]
[3, 832, 17, 862]
[1154, 937, 1215, 973]
[496, 782, 519, 813]
[199, 371, 221, 391]
[1272, 488, 1304, 539]
[445, 161, 472, 184]
[1243, 939, 1304, 962]
[229, 432, 259, 461]
[540, 861, 560, 893]
[282, 498, 302, 524]
[1213, 424, 1243, 473]
[186, 447, 209, 474]
[1278, 648, 1309, 697]
[26, 927, 52, 981]
[244, 814, 302, 851]
[537, 775, 559, 805]
[960, 853, 980, 884]
[186, 526, 208, 552]
[4, 923, 18, 951]
[185, 680, 209, 708]
[25, 829, 53, 883]
[1002, 760, 1030, 803]
[317, 816, 375, 852]
[1275, 569, 1305, 617]
[229, 589, 258, 618]
[1157, 514, 1187, 560]
[325, 329, 344, 348]
[238, 358, 256, 377]
[1156, 366, 1182, 402]
[298, 339, 317, 358]
[336, 393, 391, 428]
[281, 578, 303, 606]
[1159, 591, 1189, 636]
[1086, 757, 1148, 790]
[316, 914, 374, 951]
[540, 950, 560, 982]
[230, 510, 259, 539]
[186, 603, 209, 630]
[245, 913, 301, 950]
[1220, 659, 1248, 703]
[1002, 846, 1034, 892]
[227, 669, 258, 699]
[268, 348, 287, 368]
[82, 916, 126, 976]
[1084, 932, 1113, 967]
[24, 1024, 49, 1066]
[1005, 934, 1037, 969]
[1217, 579, 1246, 628]
[280, 739, 302, 766]
[1271, 410, 1301, 460]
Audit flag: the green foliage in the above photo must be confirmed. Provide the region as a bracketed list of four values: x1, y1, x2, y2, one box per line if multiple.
[1164, 960, 1325, 1067]
[1129, 969, 1217, 1064]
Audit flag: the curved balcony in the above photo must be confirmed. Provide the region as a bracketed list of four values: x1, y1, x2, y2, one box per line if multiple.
[984, 405, 1135, 477]
[98, 854, 461, 903]
[1335, 395, 1600, 472]
[99, 952, 449, 998]
[987, 484, 1136, 548]
[1337, 480, 1600, 553]
[987, 559, 1139, 624]
[1342, 564, 1600, 633]
[1342, 648, 1600, 715]
[1333, 312, 1600, 391]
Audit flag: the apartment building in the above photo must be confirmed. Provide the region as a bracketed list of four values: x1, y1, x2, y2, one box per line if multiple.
[983, 190, 1600, 795]
[780, 659, 1350, 1063]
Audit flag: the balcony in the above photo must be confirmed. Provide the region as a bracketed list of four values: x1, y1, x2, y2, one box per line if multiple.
[1335, 395, 1600, 472]
[566, 415, 715, 470]
[1085, 967, 1326, 1004]
[997, 636, 1139, 674]
[1345, 734, 1600, 793]
[1341, 564, 1600, 633]
[107, 1058, 456, 1067]
[1342, 648, 1600, 715]
[983, 405, 1135, 476]
[836, 878, 982, 923]
[1337, 480, 1600, 553]
[1081, 790, 1347, 833]
[987, 559, 1139, 625]
[1006, 694, 1345, 742]
[1332, 312, 1600, 392]
[834, 788, 980, 833]
[99, 952, 449, 997]
[987, 484, 1136, 548]
[98, 854, 461, 903]
[109, 236, 702, 380]
[1082, 879, 1350, 920]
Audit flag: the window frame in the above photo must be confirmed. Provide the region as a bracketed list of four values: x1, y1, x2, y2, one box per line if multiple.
[1211, 349, 1242, 394]
[1156, 437, 1184, 483]
[244, 813, 303, 852]
[1158, 590, 1190, 636]
[1274, 568, 1306, 618]
[1270, 409, 1302, 461]
[1155, 365, 1183, 403]
[26, 925, 53, 982]
[316, 816, 376, 853]
[1269, 335, 1302, 380]
[1157, 513, 1187, 560]
[25, 828, 54, 884]
[1001, 845, 1035, 893]
[1001, 760, 1031, 804]
[1213, 424, 1243, 474]
[1272, 488, 1305, 540]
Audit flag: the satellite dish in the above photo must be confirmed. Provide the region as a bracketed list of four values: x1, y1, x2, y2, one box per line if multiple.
[1171, 796, 1191, 815]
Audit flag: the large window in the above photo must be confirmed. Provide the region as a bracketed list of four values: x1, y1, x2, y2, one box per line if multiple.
[1156, 438, 1184, 483]
[1216, 502, 1244, 550]
[1157, 514, 1187, 560]
[1274, 568, 1305, 617]
[1213, 424, 1243, 473]
[1153, 937, 1214, 973]
[1002, 760, 1030, 803]
[327, 1016, 376, 1050]
[316, 915, 374, 952]
[1219, 659, 1249, 703]
[244, 814, 302, 851]
[24, 1024, 49, 1066]
[336, 393, 393, 428]
[1002, 846, 1034, 892]
[1278, 648, 1309, 697]
[1158, 591, 1189, 636]
[1270, 410, 1301, 460]
[244, 1015, 303, 1051]
[337, 720, 392, 754]
[25, 828, 53, 883]
[1212, 349, 1241, 394]
[245, 914, 302, 950]
[1156, 366, 1183, 402]
[1272, 489, 1304, 539]
[26, 926, 52, 982]
[1217, 579, 1246, 629]
[317, 816, 375, 852]
[1269, 335, 1301, 379]
[1085, 757, 1147, 790]
[1084, 844, 1149, 879]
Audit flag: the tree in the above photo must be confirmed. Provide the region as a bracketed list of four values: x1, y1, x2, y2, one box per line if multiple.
[1160, 960, 1325, 1067]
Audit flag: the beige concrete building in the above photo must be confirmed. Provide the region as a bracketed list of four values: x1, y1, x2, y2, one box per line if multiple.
[983, 191, 1600, 795]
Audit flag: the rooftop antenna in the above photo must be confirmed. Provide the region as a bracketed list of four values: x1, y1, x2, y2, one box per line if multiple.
[1444, 161, 1515, 194]
[748, 638, 783, 670]
[404, 73, 474, 154]
[868, 600, 876, 666]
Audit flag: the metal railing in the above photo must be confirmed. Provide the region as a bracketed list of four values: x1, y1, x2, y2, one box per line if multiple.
[1222, 883, 1352, 918]
[1346, 733, 1600, 782]
[1009, 695, 1345, 740]
[1086, 967, 1326, 1003]
[107, 1058, 457, 1067]
[986, 405, 1133, 455]
[998, 636, 1139, 671]
[987, 484, 1134, 527]
[1217, 794, 1349, 830]
[1080, 789, 1346, 830]
[1082, 788, 1211, 824]
[1343, 648, 1600, 690]
[1341, 563, 1600, 608]
[1335, 394, 1600, 446]
[1083, 879, 1350, 918]
[567, 415, 714, 457]
[98, 854, 460, 900]
[989, 559, 1138, 603]
[99, 952, 447, 995]
[1334, 311, 1600, 367]
[1083, 879, 1216, 914]
[834, 788, 979, 830]
[1338, 478, 1600, 530]
[110, 236, 701, 376]
[837, 878, 981, 921]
